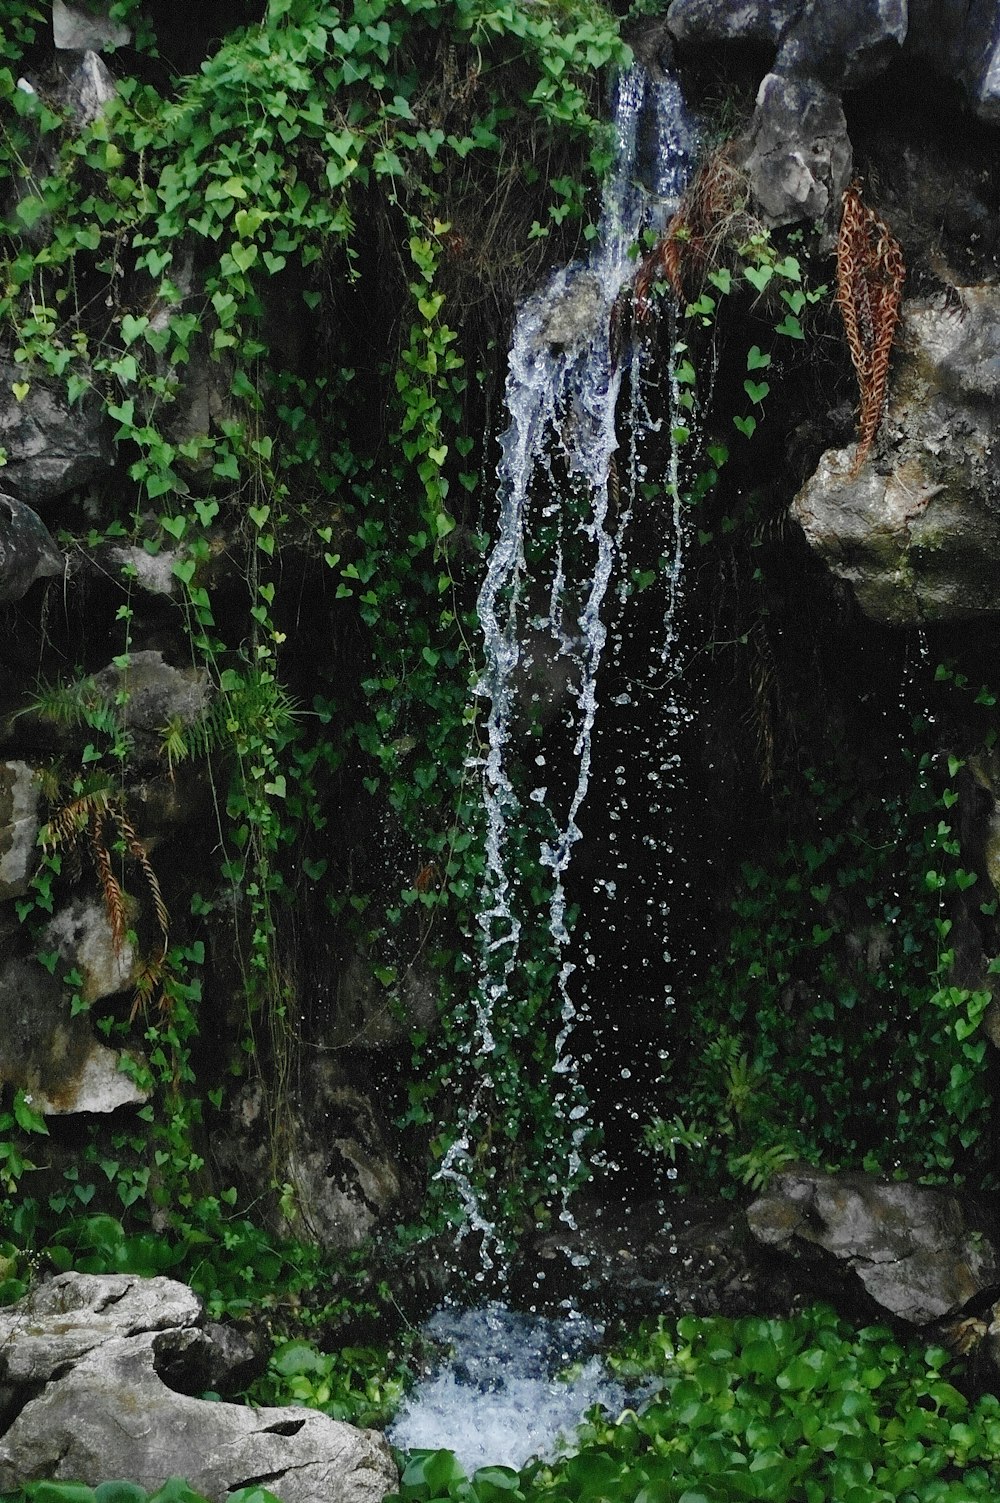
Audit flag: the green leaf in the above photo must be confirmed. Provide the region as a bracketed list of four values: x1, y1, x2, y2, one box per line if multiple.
[744, 265, 773, 292]
[746, 345, 771, 371]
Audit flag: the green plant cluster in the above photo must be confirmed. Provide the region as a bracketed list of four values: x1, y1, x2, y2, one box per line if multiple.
[0, 0, 628, 1247]
[5, 1480, 281, 1503]
[390, 1309, 1000, 1503]
[652, 737, 995, 1192]
[250, 1332, 413, 1426]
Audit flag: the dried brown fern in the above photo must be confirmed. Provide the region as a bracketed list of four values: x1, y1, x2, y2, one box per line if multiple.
[635, 143, 750, 318]
[836, 183, 905, 472]
[41, 789, 169, 970]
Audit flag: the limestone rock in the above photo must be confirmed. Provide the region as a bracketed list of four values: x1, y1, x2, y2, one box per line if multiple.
[0, 762, 40, 901]
[908, 0, 1000, 121]
[0, 1273, 396, 1503]
[92, 650, 212, 766]
[43, 897, 137, 1006]
[0, 368, 113, 505]
[52, 0, 131, 52]
[665, 0, 797, 49]
[790, 288, 1000, 623]
[744, 73, 851, 231]
[0, 957, 148, 1115]
[59, 50, 118, 126]
[775, 0, 906, 86]
[0, 1272, 201, 1383]
[0, 493, 64, 602]
[747, 1171, 997, 1324]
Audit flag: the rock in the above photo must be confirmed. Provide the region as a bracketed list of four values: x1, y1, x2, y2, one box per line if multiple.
[743, 73, 852, 231]
[0, 1272, 201, 1382]
[0, 1273, 396, 1503]
[52, 0, 131, 52]
[43, 897, 137, 1006]
[58, 50, 117, 126]
[908, 0, 1000, 121]
[665, 0, 798, 49]
[0, 494, 63, 603]
[0, 957, 148, 1115]
[791, 288, 1000, 623]
[92, 650, 212, 766]
[0, 762, 40, 900]
[747, 1171, 997, 1324]
[215, 1065, 405, 1251]
[0, 369, 113, 506]
[775, 0, 906, 86]
[537, 271, 606, 351]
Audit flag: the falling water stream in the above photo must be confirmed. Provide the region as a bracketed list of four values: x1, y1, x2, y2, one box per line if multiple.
[406, 65, 697, 1467]
[436, 61, 696, 1247]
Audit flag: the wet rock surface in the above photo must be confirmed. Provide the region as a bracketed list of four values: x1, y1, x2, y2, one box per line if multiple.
[743, 73, 851, 231]
[746, 1171, 998, 1325]
[0, 1273, 397, 1503]
[790, 288, 1000, 623]
[0, 494, 63, 603]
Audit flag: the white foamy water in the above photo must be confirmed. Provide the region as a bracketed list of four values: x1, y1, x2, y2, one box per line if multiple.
[388, 1304, 627, 1475]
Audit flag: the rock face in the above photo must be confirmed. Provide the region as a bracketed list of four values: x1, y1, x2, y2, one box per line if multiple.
[743, 74, 851, 229]
[0, 1273, 397, 1503]
[666, 0, 1000, 118]
[0, 493, 63, 602]
[747, 1171, 997, 1325]
[0, 762, 40, 901]
[0, 371, 113, 505]
[790, 289, 1000, 624]
[0, 957, 148, 1115]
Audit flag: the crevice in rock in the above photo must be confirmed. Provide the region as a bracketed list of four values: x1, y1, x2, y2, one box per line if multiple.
[258, 1418, 307, 1437]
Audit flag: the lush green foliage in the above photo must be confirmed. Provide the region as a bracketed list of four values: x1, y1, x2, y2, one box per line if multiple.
[0, 0, 626, 1248]
[6, 1480, 281, 1503]
[653, 736, 996, 1192]
[391, 1309, 1000, 1503]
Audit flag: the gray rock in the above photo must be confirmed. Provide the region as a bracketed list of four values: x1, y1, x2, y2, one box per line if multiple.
[0, 370, 113, 506]
[216, 1065, 404, 1251]
[666, 0, 797, 49]
[92, 650, 212, 765]
[0, 762, 40, 901]
[52, 0, 131, 52]
[776, 0, 907, 86]
[747, 1171, 997, 1324]
[0, 957, 148, 1115]
[908, 0, 1000, 120]
[43, 896, 137, 1006]
[59, 50, 118, 126]
[0, 493, 63, 602]
[537, 272, 606, 351]
[790, 288, 1000, 623]
[0, 1272, 201, 1383]
[0, 1273, 396, 1503]
[744, 73, 852, 231]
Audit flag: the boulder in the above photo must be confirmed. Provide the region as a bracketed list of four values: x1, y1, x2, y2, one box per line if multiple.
[0, 1273, 396, 1503]
[0, 494, 63, 603]
[743, 73, 851, 232]
[58, 49, 118, 126]
[775, 0, 906, 86]
[0, 957, 148, 1115]
[747, 1171, 997, 1324]
[52, 0, 131, 52]
[0, 762, 40, 901]
[908, 0, 1000, 121]
[665, 0, 798, 49]
[790, 288, 1000, 623]
[0, 369, 113, 506]
[92, 650, 212, 767]
[43, 896, 138, 1006]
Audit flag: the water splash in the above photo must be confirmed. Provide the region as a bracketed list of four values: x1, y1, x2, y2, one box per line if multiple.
[388, 1304, 626, 1474]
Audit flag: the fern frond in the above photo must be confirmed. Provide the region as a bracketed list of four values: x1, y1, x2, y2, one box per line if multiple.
[114, 806, 170, 951]
[29, 677, 124, 742]
[836, 183, 905, 472]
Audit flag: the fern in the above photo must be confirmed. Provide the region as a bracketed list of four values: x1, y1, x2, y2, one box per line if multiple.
[28, 676, 126, 744]
[836, 182, 905, 472]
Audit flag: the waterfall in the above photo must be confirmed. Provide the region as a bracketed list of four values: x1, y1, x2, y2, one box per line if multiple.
[438, 63, 696, 1244]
